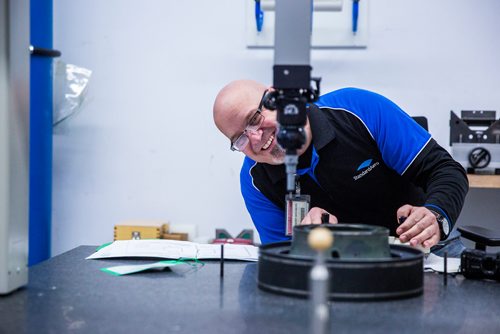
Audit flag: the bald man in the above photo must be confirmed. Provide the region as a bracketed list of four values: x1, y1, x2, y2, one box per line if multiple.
[213, 80, 468, 255]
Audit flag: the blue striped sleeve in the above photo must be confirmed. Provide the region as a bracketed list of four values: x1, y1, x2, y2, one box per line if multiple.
[316, 88, 431, 175]
[240, 157, 288, 244]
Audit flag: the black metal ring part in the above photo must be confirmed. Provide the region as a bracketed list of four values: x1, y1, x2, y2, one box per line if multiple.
[258, 242, 423, 301]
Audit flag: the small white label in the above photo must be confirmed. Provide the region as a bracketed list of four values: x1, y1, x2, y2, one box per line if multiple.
[285, 195, 310, 236]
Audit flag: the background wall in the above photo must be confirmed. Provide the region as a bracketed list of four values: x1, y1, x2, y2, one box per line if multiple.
[52, 0, 500, 255]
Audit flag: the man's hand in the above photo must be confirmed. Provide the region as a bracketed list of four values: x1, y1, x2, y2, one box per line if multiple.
[396, 205, 440, 248]
[301, 207, 338, 225]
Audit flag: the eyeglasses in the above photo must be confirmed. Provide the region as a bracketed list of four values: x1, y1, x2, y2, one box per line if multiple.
[230, 90, 268, 152]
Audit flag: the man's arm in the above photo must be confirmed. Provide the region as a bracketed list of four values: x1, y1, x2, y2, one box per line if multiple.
[240, 158, 288, 245]
[399, 139, 469, 246]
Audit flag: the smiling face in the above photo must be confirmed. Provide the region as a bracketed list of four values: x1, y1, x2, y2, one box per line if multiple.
[213, 80, 311, 165]
[242, 107, 287, 165]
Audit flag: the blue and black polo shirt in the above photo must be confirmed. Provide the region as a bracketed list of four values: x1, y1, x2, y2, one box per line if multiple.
[240, 88, 469, 245]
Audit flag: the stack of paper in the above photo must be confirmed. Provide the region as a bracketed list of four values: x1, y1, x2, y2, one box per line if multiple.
[86, 239, 259, 261]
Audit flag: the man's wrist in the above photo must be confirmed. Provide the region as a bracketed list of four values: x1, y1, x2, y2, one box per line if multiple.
[428, 209, 450, 240]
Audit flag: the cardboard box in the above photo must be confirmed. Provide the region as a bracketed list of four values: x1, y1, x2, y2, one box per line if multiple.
[114, 220, 168, 241]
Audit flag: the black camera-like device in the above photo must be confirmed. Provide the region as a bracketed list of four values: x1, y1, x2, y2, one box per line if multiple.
[460, 249, 500, 281]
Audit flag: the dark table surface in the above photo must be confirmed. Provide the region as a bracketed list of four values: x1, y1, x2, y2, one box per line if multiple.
[1, 245, 499, 334]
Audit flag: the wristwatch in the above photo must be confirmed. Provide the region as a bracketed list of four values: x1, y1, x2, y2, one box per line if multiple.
[429, 209, 450, 240]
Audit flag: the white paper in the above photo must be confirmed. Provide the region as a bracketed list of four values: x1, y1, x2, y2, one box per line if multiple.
[388, 236, 430, 254]
[389, 237, 460, 273]
[102, 261, 184, 276]
[196, 243, 258, 261]
[423, 253, 461, 273]
[86, 239, 258, 261]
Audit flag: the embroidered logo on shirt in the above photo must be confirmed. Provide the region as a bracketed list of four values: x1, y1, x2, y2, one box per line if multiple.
[353, 159, 380, 181]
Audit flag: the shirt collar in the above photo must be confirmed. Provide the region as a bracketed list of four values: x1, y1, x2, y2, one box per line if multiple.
[258, 104, 336, 184]
[308, 103, 336, 150]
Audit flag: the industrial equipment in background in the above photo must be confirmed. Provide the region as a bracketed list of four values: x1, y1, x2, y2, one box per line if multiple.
[461, 248, 500, 281]
[450, 110, 500, 174]
[262, 0, 321, 194]
[213, 229, 254, 245]
[1, 0, 30, 295]
[458, 225, 500, 281]
[248, 0, 368, 49]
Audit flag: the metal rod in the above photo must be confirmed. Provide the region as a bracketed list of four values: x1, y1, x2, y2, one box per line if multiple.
[220, 244, 224, 278]
[311, 251, 330, 334]
[444, 251, 448, 286]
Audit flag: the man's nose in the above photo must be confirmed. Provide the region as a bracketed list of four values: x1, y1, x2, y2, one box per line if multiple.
[247, 128, 263, 143]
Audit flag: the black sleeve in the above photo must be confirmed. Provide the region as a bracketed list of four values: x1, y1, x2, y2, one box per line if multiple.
[404, 138, 469, 228]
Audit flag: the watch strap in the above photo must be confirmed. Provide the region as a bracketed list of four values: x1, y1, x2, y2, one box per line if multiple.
[429, 209, 450, 240]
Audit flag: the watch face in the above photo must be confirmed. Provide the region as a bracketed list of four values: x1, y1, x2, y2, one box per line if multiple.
[430, 209, 450, 237]
[442, 219, 450, 235]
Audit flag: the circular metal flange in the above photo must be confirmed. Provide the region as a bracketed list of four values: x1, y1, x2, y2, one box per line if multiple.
[258, 241, 423, 301]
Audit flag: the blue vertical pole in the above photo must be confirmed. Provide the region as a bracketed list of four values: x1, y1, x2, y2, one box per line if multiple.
[29, 0, 53, 265]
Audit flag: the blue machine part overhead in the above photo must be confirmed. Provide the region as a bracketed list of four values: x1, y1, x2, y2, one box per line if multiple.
[30, 0, 60, 265]
[352, 0, 359, 34]
[264, 0, 320, 193]
[255, 0, 264, 32]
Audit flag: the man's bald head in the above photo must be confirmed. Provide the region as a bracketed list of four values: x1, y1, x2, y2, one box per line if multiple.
[213, 80, 268, 139]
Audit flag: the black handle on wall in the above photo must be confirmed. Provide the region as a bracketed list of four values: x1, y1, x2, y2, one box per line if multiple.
[30, 45, 62, 58]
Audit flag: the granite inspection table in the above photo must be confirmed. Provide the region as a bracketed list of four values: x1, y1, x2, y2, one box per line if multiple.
[0, 246, 499, 333]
